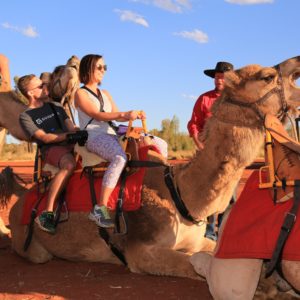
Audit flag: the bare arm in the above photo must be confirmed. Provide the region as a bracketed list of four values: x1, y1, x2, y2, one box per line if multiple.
[75, 88, 135, 121]
[33, 129, 68, 144]
[191, 133, 204, 150]
[64, 118, 77, 132]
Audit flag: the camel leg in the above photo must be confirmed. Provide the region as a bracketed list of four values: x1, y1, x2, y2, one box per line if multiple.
[126, 244, 200, 279]
[190, 210, 263, 300]
[207, 257, 263, 300]
[10, 221, 53, 263]
[9, 200, 53, 263]
[282, 260, 300, 291]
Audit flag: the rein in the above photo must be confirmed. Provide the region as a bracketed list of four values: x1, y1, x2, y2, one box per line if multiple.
[224, 64, 288, 122]
[164, 166, 205, 225]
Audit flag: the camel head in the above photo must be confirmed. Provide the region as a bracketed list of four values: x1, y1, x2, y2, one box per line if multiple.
[66, 55, 80, 71]
[222, 56, 300, 120]
[48, 55, 80, 106]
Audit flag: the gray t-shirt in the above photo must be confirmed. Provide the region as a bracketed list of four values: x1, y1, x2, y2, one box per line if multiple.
[19, 102, 69, 147]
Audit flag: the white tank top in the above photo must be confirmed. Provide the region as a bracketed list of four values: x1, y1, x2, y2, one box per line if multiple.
[77, 88, 116, 140]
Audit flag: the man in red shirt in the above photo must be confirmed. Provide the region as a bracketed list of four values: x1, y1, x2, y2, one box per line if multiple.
[187, 61, 234, 150]
[187, 61, 234, 240]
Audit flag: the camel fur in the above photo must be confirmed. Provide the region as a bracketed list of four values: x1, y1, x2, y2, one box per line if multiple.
[1, 55, 300, 292]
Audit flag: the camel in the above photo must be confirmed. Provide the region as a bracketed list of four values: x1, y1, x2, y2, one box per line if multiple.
[0, 55, 300, 288]
[47, 55, 80, 121]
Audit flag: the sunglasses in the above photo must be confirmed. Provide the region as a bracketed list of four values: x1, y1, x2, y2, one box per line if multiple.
[96, 64, 107, 72]
[30, 83, 45, 91]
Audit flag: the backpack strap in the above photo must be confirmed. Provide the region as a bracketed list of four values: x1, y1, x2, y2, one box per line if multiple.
[81, 86, 117, 132]
[48, 102, 64, 130]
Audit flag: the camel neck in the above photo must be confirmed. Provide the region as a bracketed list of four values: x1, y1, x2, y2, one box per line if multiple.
[173, 119, 264, 220]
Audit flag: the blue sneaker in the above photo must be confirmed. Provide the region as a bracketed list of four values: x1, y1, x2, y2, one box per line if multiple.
[89, 205, 114, 228]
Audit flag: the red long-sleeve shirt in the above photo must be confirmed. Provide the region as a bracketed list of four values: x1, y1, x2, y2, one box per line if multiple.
[187, 89, 221, 136]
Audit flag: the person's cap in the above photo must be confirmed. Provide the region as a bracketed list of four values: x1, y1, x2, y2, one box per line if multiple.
[204, 61, 234, 78]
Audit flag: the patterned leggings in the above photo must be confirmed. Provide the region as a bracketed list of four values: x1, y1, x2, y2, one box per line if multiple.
[87, 133, 127, 188]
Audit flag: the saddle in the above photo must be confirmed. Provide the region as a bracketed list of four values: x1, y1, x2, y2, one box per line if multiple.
[259, 114, 300, 202]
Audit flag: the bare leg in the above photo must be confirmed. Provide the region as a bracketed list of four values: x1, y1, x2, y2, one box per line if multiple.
[45, 153, 75, 212]
[98, 186, 114, 207]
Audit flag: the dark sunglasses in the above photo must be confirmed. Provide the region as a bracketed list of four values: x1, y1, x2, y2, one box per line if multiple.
[30, 83, 45, 91]
[96, 64, 107, 72]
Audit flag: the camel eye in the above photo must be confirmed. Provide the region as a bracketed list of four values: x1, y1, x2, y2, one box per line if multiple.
[261, 75, 274, 83]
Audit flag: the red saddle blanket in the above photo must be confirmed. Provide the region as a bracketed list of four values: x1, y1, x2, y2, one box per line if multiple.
[215, 171, 300, 261]
[21, 145, 160, 225]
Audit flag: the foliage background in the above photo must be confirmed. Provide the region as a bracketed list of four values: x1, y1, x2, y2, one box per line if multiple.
[1, 115, 195, 161]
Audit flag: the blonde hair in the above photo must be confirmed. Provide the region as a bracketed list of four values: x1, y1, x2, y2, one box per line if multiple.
[17, 74, 35, 99]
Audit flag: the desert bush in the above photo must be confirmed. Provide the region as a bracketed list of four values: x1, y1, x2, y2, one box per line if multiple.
[1, 142, 36, 161]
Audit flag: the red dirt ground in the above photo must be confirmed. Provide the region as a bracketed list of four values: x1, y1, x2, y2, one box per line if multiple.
[0, 161, 214, 300]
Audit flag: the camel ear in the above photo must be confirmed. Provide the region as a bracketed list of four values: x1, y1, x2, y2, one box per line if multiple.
[224, 70, 241, 89]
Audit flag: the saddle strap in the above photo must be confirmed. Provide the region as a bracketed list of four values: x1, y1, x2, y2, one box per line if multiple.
[114, 170, 128, 235]
[86, 168, 127, 266]
[266, 180, 300, 277]
[23, 178, 51, 252]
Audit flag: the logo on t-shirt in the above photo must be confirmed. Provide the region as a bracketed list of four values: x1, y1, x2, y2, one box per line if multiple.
[35, 113, 55, 126]
[36, 118, 42, 125]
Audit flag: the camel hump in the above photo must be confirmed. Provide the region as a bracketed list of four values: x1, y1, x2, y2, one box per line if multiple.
[265, 114, 300, 154]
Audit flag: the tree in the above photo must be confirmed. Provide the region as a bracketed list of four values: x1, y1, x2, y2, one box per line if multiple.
[149, 115, 195, 152]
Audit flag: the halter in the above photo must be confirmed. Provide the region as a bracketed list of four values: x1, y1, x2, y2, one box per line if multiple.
[224, 64, 289, 122]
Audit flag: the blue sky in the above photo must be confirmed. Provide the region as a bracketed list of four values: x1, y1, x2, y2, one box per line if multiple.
[1, 0, 299, 140]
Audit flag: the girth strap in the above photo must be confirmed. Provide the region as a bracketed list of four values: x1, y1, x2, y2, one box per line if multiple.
[266, 180, 300, 277]
[114, 170, 128, 235]
[86, 168, 127, 266]
[164, 166, 203, 225]
[23, 178, 50, 252]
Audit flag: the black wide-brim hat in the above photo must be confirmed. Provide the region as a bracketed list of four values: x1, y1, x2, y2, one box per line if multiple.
[204, 61, 234, 78]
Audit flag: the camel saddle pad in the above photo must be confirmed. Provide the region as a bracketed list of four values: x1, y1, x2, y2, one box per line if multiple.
[215, 170, 300, 261]
[21, 145, 160, 225]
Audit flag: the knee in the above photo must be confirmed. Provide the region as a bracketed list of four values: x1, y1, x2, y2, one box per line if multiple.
[116, 153, 127, 166]
[61, 161, 76, 173]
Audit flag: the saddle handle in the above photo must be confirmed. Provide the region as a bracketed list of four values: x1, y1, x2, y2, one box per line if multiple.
[126, 111, 147, 133]
[122, 111, 147, 151]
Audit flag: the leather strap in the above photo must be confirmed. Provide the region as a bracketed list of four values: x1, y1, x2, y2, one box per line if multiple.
[164, 166, 204, 225]
[266, 180, 300, 277]
[86, 168, 127, 266]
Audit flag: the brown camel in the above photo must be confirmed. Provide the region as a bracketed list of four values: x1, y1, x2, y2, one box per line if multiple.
[0, 56, 300, 286]
[47, 55, 80, 121]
